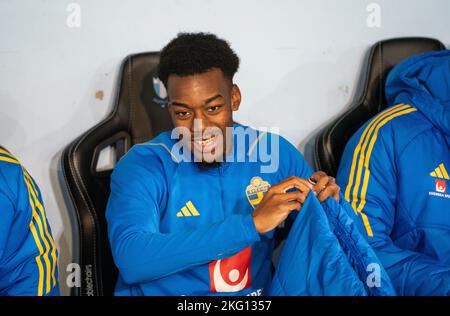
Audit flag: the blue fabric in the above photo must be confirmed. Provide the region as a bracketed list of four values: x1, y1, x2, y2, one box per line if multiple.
[337, 50, 450, 295]
[107, 123, 393, 296]
[0, 148, 59, 296]
[107, 124, 314, 296]
[270, 194, 396, 296]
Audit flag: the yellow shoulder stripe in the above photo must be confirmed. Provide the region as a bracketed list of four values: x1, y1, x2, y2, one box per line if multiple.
[344, 104, 408, 202]
[0, 148, 16, 158]
[0, 148, 57, 294]
[0, 148, 21, 165]
[23, 170, 58, 291]
[0, 148, 19, 161]
[0, 156, 20, 164]
[23, 175, 49, 295]
[344, 104, 417, 237]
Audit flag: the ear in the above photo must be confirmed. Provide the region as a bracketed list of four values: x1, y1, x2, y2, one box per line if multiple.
[230, 84, 241, 111]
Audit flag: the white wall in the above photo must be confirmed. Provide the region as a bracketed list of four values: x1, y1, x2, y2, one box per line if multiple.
[0, 0, 449, 295]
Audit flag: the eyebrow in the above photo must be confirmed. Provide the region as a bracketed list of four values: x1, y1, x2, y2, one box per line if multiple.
[169, 94, 224, 108]
[205, 94, 224, 104]
[169, 101, 191, 108]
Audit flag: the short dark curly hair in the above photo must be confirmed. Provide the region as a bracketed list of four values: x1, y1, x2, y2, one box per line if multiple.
[157, 32, 240, 88]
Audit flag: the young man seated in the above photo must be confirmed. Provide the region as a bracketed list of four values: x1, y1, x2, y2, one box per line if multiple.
[106, 32, 341, 296]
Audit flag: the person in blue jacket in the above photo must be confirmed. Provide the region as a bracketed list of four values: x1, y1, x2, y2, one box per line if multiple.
[0, 146, 59, 296]
[106, 32, 343, 296]
[337, 50, 450, 295]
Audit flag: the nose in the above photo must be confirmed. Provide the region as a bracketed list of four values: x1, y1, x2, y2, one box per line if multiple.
[191, 114, 211, 138]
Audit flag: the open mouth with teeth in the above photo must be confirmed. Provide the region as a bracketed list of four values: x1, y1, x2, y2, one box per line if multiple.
[192, 135, 218, 154]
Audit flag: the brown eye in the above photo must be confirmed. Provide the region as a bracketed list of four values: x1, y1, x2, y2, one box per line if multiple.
[175, 111, 191, 119]
[207, 105, 222, 112]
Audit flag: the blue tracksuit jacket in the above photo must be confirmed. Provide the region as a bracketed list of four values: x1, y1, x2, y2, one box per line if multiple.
[337, 50, 450, 295]
[0, 147, 59, 296]
[107, 123, 392, 296]
[106, 124, 313, 296]
[270, 193, 395, 296]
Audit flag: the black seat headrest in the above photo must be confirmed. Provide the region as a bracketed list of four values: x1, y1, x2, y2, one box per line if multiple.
[315, 37, 445, 177]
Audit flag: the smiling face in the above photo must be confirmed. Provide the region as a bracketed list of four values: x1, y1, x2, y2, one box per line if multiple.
[167, 68, 241, 163]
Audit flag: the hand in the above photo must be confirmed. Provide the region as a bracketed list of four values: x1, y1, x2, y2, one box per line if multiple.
[309, 171, 340, 203]
[252, 176, 313, 234]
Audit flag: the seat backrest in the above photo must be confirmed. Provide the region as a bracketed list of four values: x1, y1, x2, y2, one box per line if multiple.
[61, 52, 173, 296]
[315, 37, 445, 177]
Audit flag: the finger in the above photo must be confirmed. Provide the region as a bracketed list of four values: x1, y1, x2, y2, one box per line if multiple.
[269, 176, 299, 192]
[280, 190, 310, 203]
[270, 192, 286, 202]
[313, 176, 335, 195]
[331, 182, 341, 202]
[310, 171, 331, 193]
[272, 177, 313, 194]
[309, 171, 327, 183]
[265, 177, 294, 196]
[284, 201, 302, 211]
[271, 190, 309, 203]
[314, 175, 331, 190]
[317, 185, 340, 203]
[282, 180, 312, 194]
[333, 190, 340, 202]
[269, 177, 295, 194]
[317, 186, 333, 202]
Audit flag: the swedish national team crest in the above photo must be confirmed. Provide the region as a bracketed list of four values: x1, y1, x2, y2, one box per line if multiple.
[245, 176, 271, 209]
